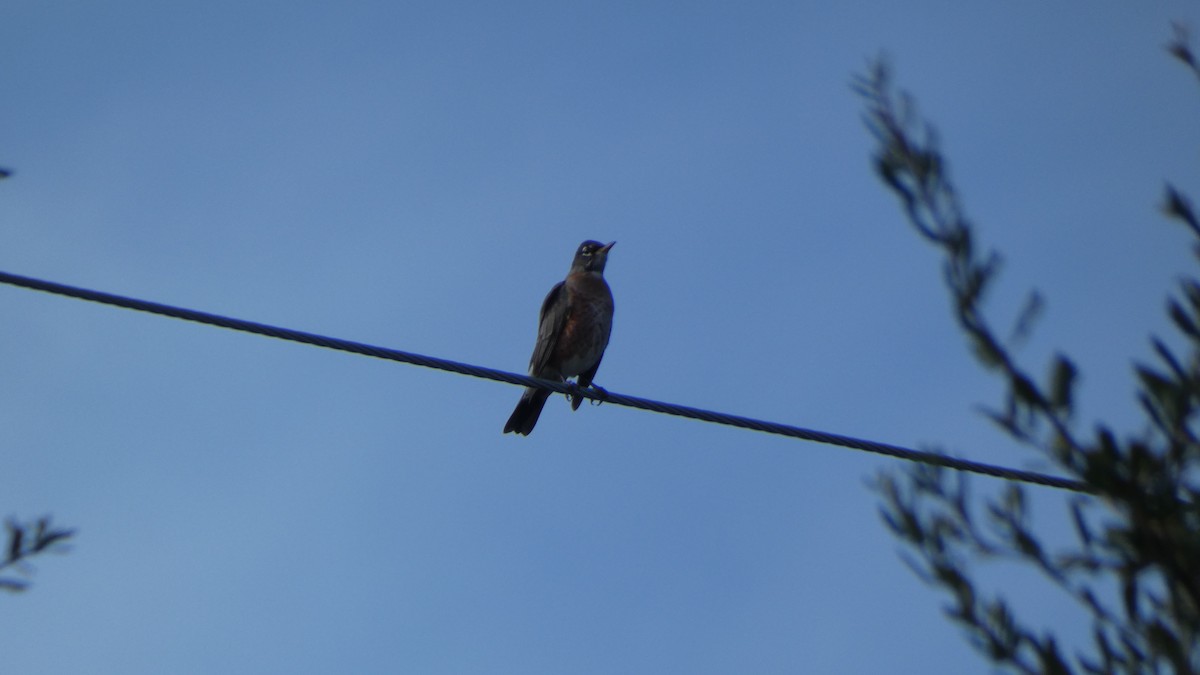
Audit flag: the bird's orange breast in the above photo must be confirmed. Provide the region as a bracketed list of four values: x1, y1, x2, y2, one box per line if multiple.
[553, 274, 613, 377]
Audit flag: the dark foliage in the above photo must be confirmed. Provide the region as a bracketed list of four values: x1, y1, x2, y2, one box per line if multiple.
[1, 517, 74, 593]
[857, 28, 1200, 675]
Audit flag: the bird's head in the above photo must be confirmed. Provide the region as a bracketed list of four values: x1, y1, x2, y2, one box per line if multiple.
[571, 240, 615, 274]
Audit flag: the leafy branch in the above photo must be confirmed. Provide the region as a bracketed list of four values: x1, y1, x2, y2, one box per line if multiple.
[1, 516, 75, 593]
[857, 29, 1200, 674]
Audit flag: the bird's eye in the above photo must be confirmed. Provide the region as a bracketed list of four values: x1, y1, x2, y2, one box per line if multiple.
[581, 248, 592, 256]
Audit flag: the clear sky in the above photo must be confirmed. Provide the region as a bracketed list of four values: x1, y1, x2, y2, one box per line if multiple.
[2, 2, 1198, 673]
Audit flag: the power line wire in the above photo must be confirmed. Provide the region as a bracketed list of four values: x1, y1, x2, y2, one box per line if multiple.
[0, 269, 1096, 494]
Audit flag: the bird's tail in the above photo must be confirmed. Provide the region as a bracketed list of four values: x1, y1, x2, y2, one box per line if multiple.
[503, 387, 551, 435]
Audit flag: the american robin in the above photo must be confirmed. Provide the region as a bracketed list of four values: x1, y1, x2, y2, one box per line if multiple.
[503, 240, 616, 435]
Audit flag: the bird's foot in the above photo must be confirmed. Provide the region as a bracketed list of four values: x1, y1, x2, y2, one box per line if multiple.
[586, 384, 608, 406]
[566, 382, 607, 410]
[565, 381, 584, 410]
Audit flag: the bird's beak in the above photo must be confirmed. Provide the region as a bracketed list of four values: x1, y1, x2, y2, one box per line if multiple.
[599, 241, 616, 254]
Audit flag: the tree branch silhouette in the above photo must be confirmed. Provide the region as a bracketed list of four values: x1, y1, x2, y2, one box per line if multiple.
[857, 28, 1200, 673]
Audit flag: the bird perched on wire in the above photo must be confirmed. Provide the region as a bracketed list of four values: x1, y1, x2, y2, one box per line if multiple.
[503, 240, 616, 435]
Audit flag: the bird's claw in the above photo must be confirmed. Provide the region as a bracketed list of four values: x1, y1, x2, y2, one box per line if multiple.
[587, 384, 608, 406]
[566, 382, 607, 410]
[565, 382, 583, 410]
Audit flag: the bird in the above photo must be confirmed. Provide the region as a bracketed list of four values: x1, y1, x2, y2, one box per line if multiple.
[503, 240, 616, 435]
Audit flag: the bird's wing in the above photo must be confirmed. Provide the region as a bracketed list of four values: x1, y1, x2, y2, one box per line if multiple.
[528, 280, 568, 376]
[577, 353, 603, 389]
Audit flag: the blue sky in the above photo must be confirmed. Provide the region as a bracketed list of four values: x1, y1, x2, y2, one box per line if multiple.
[2, 2, 1198, 673]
